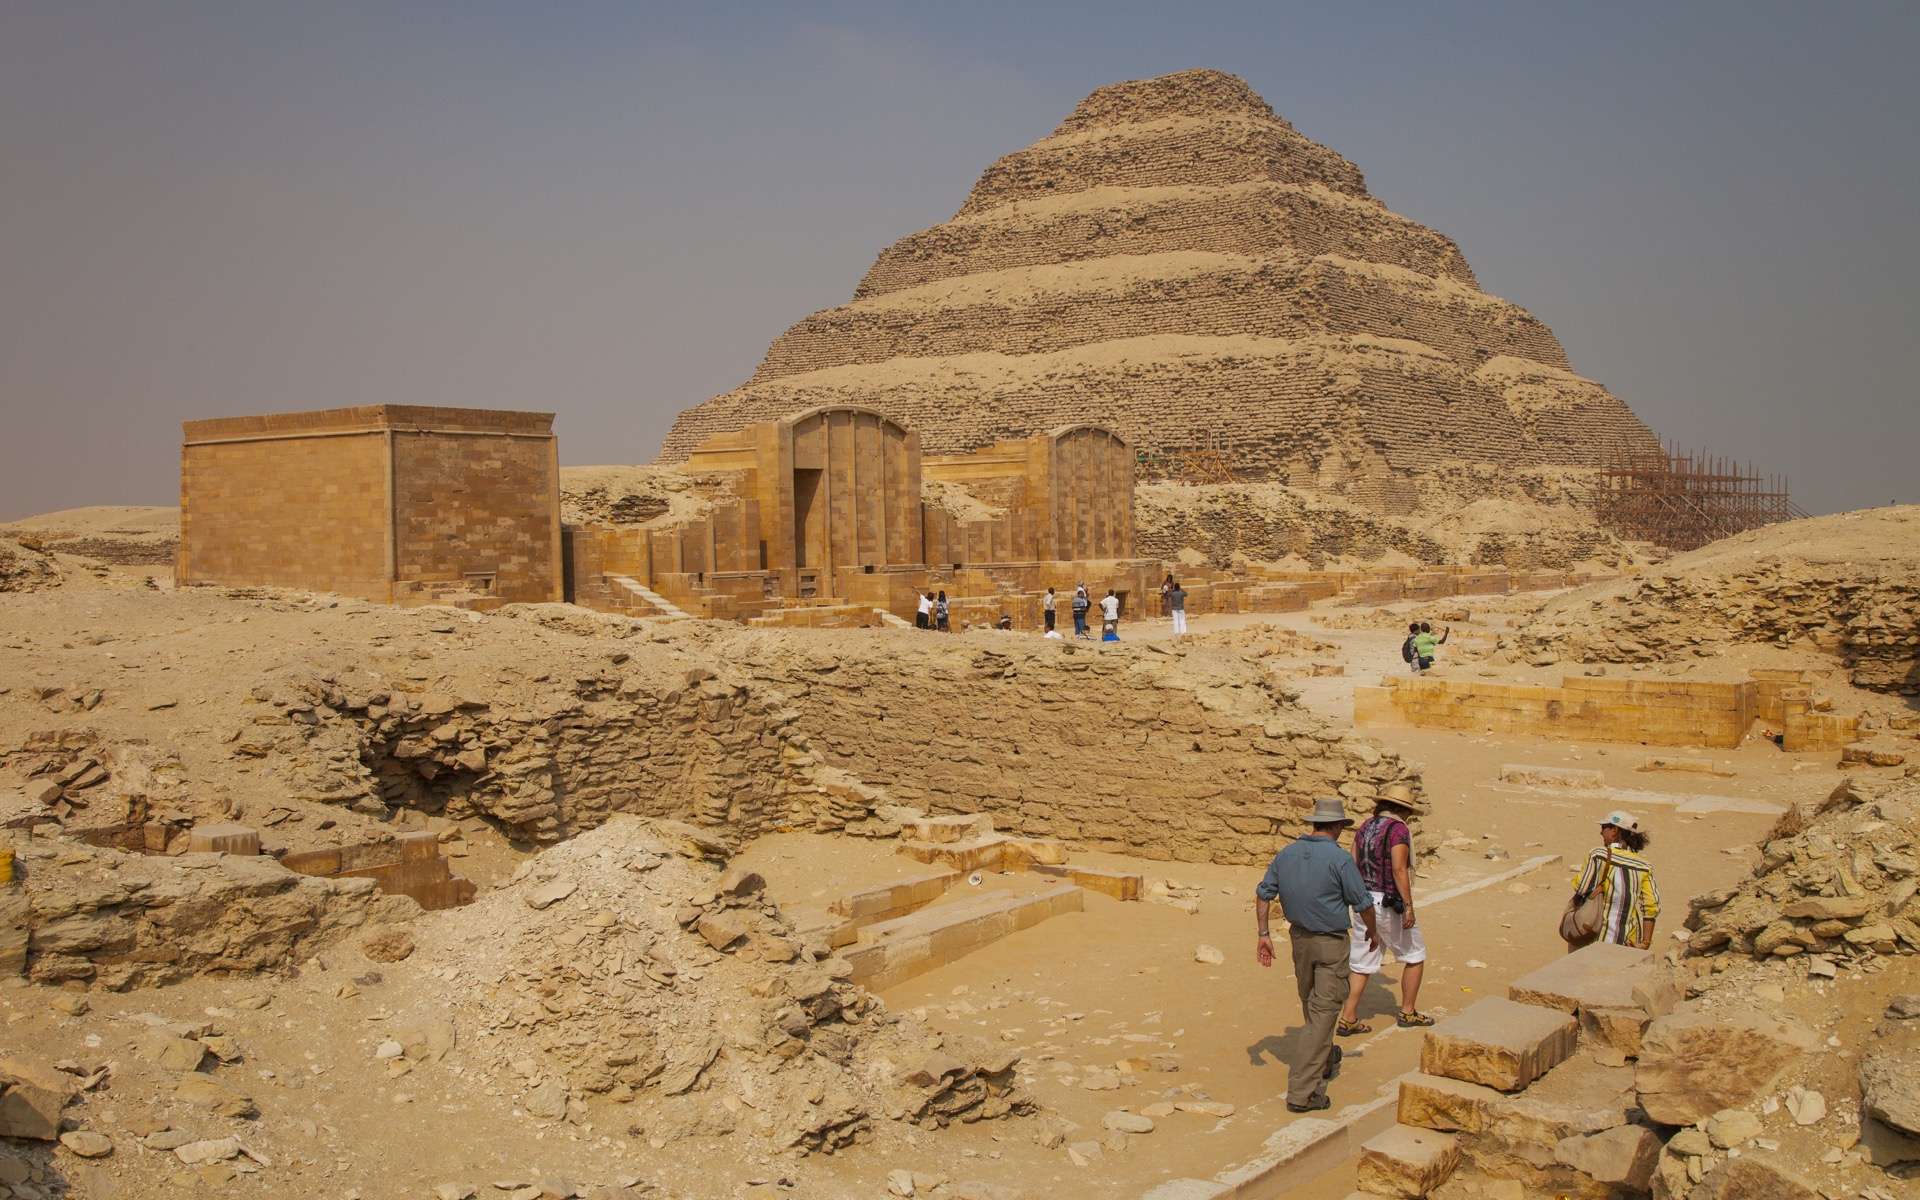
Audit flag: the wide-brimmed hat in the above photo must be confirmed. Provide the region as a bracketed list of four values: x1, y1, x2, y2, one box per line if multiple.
[1376, 784, 1429, 816]
[1307, 796, 1351, 825]
[1602, 810, 1643, 834]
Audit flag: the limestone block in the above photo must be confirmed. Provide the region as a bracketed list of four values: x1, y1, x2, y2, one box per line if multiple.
[1506, 941, 1653, 1014]
[1355, 1124, 1459, 1198]
[1553, 1124, 1660, 1191]
[1634, 1010, 1816, 1125]
[1396, 1072, 1503, 1133]
[0, 1056, 73, 1140]
[1420, 997, 1577, 1091]
[1578, 1005, 1652, 1056]
[186, 823, 261, 856]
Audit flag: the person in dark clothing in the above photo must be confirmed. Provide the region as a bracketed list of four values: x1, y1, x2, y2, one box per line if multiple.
[1254, 796, 1380, 1112]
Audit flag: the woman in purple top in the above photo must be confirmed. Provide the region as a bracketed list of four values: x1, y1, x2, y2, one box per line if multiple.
[1336, 786, 1434, 1033]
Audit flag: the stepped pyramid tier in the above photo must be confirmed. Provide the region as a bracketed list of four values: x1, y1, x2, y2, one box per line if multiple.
[660, 68, 1660, 512]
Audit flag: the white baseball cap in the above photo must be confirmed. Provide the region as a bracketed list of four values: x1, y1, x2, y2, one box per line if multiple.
[1602, 810, 1643, 834]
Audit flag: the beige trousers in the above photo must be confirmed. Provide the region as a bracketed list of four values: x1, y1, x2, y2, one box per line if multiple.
[1288, 929, 1352, 1106]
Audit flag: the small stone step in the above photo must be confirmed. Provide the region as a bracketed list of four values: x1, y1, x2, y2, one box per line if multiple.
[1355, 1124, 1460, 1198]
[1396, 1072, 1504, 1134]
[1506, 941, 1654, 1014]
[1420, 997, 1577, 1091]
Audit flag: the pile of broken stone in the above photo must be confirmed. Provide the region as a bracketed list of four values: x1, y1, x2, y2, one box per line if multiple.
[407, 815, 1032, 1157]
[1685, 776, 1920, 962]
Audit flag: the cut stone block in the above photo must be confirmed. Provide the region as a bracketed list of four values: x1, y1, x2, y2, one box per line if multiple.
[842, 883, 1083, 990]
[1397, 1072, 1504, 1133]
[896, 835, 1010, 872]
[1420, 997, 1577, 1091]
[1355, 1124, 1459, 1198]
[1554, 1123, 1660, 1190]
[1507, 941, 1655, 1014]
[829, 869, 960, 923]
[901, 814, 995, 844]
[1030, 863, 1143, 900]
[1579, 1004, 1653, 1056]
[1635, 1010, 1816, 1126]
[999, 837, 1068, 867]
[186, 823, 261, 856]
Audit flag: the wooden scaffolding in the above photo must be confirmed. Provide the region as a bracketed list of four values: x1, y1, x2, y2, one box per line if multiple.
[1592, 443, 1805, 551]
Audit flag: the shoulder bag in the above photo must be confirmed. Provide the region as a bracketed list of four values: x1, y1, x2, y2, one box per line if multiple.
[1559, 844, 1614, 946]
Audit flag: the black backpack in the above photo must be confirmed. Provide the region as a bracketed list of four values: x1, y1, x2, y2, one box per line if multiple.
[1401, 634, 1417, 663]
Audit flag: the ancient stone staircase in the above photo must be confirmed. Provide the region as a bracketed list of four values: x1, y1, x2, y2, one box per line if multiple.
[606, 574, 691, 619]
[1345, 941, 1673, 1198]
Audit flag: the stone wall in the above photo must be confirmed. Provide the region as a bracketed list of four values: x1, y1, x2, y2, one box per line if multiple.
[1356, 675, 1761, 750]
[390, 426, 562, 604]
[243, 620, 1419, 866]
[178, 411, 391, 599]
[723, 633, 1419, 864]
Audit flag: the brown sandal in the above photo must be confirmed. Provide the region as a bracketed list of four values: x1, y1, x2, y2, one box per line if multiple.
[1396, 1011, 1436, 1028]
[1336, 1019, 1372, 1036]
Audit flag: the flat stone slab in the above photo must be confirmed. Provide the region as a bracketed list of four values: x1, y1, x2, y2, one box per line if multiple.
[1397, 1072, 1504, 1134]
[841, 883, 1083, 990]
[1356, 1124, 1460, 1198]
[1507, 941, 1653, 1014]
[1420, 997, 1577, 1091]
[1030, 863, 1143, 901]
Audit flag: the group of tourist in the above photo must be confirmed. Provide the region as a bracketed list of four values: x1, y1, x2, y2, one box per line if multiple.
[1039, 584, 1122, 641]
[1402, 620, 1450, 673]
[918, 578, 1194, 641]
[913, 590, 951, 631]
[1254, 794, 1659, 1112]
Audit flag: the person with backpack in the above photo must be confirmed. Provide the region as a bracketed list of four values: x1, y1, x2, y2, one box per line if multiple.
[1401, 622, 1422, 673]
[1413, 621, 1449, 672]
[1335, 785, 1432, 1033]
[935, 590, 951, 632]
[1071, 584, 1092, 639]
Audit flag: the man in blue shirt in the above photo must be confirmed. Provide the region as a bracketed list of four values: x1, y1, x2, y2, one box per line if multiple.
[1256, 796, 1381, 1112]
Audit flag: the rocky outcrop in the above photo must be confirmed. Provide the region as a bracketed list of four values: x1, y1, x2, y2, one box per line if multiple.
[1506, 507, 1920, 694]
[5, 834, 389, 989]
[1685, 777, 1920, 961]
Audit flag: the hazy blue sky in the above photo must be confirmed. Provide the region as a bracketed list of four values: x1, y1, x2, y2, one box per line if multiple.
[3, 1, 1915, 520]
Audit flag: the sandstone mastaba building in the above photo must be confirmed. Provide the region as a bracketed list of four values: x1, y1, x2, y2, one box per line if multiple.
[659, 69, 1660, 512]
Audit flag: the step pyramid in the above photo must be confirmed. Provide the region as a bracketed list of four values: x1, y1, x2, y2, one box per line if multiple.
[660, 69, 1660, 511]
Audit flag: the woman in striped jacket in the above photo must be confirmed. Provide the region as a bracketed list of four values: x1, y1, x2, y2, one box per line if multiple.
[1572, 811, 1661, 949]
